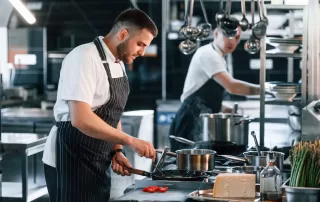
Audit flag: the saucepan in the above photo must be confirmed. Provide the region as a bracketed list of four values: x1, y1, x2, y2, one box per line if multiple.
[219, 151, 285, 171]
[156, 148, 216, 171]
[126, 167, 224, 181]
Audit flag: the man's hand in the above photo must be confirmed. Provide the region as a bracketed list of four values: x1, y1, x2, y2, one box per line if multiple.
[128, 137, 156, 162]
[111, 152, 132, 176]
[221, 105, 233, 113]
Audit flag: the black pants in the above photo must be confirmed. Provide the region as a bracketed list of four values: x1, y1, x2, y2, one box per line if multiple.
[44, 164, 57, 202]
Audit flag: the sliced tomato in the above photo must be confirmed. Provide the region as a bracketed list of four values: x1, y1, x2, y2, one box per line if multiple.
[150, 186, 160, 191]
[142, 187, 149, 192]
[159, 186, 168, 192]
[147, 187, 156, 193]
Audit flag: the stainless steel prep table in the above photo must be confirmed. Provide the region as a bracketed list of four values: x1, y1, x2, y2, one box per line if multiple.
[0, 133, 48, 202]
[111, 179, 214, 202]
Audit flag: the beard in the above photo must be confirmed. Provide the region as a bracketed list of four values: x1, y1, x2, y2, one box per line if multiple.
[116, 40, 132, 64]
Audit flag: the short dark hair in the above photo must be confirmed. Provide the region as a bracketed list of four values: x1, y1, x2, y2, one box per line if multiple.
[111, 8, 158, 37]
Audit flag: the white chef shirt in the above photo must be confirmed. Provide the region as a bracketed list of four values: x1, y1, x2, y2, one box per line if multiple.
[42, 37, 126, 168]
[180, 42, 227, 102]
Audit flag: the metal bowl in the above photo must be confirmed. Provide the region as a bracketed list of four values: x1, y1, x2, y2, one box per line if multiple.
[282, 179, 320, 202]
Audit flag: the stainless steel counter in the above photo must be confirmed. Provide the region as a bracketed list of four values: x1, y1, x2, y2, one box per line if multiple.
[0, 133, 48, 202]
[111, 179, 214, 202]
[1, 108, 54, 122]
[1, 133, 47, 151]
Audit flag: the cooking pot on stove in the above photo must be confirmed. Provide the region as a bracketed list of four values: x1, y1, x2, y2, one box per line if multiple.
[243, 151, 284, 171]
[200, 113, 254, 146]
[175, 149, 216, 171]
[221, 151, 285, 171]
[156, 148, 217, 171]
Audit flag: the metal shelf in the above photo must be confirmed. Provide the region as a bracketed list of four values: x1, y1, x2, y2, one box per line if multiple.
[1, 182, 48, 202]
[266, 51, 302, 59]
[265, 4, 306, 10]
[265, 97, 301, 106]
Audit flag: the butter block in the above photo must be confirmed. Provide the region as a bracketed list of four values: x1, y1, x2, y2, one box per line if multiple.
[213, 173, 256, 198]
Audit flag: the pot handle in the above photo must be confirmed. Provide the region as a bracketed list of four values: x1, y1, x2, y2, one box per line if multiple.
[219, 155, 249, 163]
[169, 135, 196, 146]
[155, 149, 177, 157]
[234, 117, 255, 126]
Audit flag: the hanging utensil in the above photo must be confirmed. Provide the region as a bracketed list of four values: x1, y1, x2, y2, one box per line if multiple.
[219, 0, 239, 39]
[252, 0, 267, 39]
[179, 39, 197, 55]
[250, 131, 261, 156]
[260, 0, 268, 25]
[244, 0, 260, 54]
[239, 0, 249, 31]
[179, 0, 199, 55]
[179, 0, 200, 39]
[215, 0, 225, 25]
[197, 0, 212, 40]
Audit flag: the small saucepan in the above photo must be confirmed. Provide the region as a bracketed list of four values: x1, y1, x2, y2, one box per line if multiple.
[156, 149, 216, 171]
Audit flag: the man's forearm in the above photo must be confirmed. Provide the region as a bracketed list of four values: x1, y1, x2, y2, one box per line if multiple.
[231, 79, 260, 96]
[72, 110, 133, 146]
[112, 121, 123, 150]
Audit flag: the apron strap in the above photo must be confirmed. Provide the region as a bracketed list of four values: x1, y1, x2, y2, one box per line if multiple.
[93, 37, 108, 64]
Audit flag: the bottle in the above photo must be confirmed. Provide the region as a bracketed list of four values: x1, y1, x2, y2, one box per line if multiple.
[260, 152, 282, 202]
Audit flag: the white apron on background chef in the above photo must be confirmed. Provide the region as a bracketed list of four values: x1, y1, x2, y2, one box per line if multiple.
[42, 8, 158, 202]
[169, 26, 267, 151]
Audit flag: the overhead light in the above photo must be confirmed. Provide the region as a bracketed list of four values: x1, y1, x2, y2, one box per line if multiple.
[8, 0, 36, 24]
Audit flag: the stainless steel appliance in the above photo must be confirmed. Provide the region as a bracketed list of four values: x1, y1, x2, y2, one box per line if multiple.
[301, 100, 320, 141]
[45, 52, 67, 101]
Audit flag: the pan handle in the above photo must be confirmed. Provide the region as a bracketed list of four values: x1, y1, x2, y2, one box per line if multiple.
[218, 155, 249, 163]
[125, 167, 152, 178]
[205, 170, 229, 176]
[169, 135, 196, 146]
[234, 117, 255, 126]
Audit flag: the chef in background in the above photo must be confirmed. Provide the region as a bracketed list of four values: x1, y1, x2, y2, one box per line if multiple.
[169, 25, 268, 151]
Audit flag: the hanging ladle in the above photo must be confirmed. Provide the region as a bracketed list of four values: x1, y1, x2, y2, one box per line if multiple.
[197, 0, 212, 40]
[239, 0, 249, 31]
[260, 0, 269, 25]
[179, 0, 200, 39]
[179, 39, 197, 55]
[252, 0, 268, 39]
[244, 0, 260, 54]
[179, 0, 198, 55]
[215, 0, 225, 26]
[219, 0, 239, 39]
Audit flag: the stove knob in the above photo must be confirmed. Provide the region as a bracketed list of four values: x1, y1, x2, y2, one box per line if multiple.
[313, 101, 320, 114]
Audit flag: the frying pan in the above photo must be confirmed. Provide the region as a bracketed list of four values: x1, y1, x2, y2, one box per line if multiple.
[126, 167, 223, 181]
[169, 135, 247, 155]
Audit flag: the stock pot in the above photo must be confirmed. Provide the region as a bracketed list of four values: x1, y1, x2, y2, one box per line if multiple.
[200, 113, 254, 146]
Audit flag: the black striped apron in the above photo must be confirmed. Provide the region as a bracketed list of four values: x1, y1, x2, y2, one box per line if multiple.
[55, 37, 129, 202]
